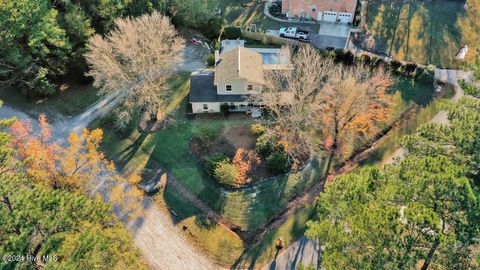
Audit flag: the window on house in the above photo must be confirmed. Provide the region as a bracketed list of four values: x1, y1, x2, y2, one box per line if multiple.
[311, 5, 316, 11]
[247, 85, 253, 91]
[203, 104, 208, 111]
[226, 85, 232, 91]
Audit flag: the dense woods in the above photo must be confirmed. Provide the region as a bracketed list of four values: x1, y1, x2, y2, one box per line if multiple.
[0, 0, 222, 96]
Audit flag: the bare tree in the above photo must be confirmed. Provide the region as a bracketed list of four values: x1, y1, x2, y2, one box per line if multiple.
[251, 46, 335, 165]
[85, 11, 185, 128]
[316, 62, 394, 175]
[252, 45, 394, 174]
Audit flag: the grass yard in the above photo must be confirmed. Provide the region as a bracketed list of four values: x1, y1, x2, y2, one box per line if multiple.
[94, 72, 322, 226]
[367, 0, 480, 68]
[93, 71, 442, 268]
[0, 82, 99, 119]
[359, 76, 454, 166]
[158, 187, 245, 266]
[99, 102, 323, 231]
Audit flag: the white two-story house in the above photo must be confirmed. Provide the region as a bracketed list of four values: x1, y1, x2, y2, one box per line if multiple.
[189, 46, 280, 114]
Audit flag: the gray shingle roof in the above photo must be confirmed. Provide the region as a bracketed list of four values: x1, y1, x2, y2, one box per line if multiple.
[188, 71, 250, 103]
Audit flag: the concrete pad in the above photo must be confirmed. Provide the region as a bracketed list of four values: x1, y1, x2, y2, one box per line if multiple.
[318, 22, 352, 37]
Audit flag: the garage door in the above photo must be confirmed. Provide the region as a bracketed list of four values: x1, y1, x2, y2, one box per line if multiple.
[322, 11, 337, 22]
[338, 12, 352, 23]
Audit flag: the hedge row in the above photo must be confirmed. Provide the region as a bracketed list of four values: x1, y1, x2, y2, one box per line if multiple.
[321, 48, 435, 78]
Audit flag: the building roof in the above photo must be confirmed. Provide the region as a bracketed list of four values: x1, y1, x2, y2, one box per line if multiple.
[214, 47, 265, 85]
[189, 71, 250, 103]
[283, 0, 357, 14]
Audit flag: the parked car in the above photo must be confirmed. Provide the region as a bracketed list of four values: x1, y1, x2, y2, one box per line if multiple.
[278, 27, 309, 41]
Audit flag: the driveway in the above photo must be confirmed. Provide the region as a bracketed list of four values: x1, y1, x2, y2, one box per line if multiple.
[177, 40, 209, 72]
[262, 236, 319, 270]
[310, 34, 347, 49]
[310, 22, 352, 50]
[318, 22, 352, 37]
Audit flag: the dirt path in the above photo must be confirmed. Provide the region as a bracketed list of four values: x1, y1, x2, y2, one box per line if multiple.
[124, 196, 222, 270]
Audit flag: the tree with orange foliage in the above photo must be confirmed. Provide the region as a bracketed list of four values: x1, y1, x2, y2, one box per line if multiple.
[253, 46, 394, 177]
[10, 115, 143, 217]
[232, 147, 260, 185]
[316, 63, 394, 175]
[251, 46, 335, 164]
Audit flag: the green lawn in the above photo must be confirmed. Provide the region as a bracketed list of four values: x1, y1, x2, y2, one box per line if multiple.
[367, 0, 480, 68]
[359, 76, 454, 166]
[99, 102, 323, 230]
[159, 187, 245, 267]
[0, 82, 99, 118]
[93, 71, 442, 267]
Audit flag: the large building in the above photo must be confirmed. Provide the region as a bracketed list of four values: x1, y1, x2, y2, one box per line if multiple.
[188, 43, 290, 114]
[281, 0, 357, 23]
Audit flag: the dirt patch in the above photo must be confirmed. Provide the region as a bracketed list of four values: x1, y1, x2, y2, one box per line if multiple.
[222, 125, 256, 149]
[351, 30, 388, 55]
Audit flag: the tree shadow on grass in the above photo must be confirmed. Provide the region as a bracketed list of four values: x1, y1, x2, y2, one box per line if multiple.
[368, 0, 464, 67]
[117, 131, 149, 169]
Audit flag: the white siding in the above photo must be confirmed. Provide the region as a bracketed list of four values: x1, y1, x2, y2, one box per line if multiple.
[191, 102, 221, 113]
[317, 11, 323, 21]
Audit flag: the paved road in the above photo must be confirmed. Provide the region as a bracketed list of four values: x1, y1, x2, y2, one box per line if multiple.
[0, 43, 219, 270]
[262, 236, 320, 270]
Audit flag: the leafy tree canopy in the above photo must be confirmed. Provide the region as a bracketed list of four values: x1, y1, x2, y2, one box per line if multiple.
[0, 103, 145, 269]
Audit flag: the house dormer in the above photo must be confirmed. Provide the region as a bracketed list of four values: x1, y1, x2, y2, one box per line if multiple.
[214, 47, 264, 95]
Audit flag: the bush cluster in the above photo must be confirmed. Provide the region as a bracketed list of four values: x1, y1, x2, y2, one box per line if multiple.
[250, 123, 266, 136]
[207, 54, 216, 67]
[321, 49, 434, 78]
[223, 26, 243, 39]
[206, 153, 229, 173]
[266, 151, 289, 174]
[255, 133, 284, 158]
[213, 160, 239, 187]
[254, 133, 291, 174]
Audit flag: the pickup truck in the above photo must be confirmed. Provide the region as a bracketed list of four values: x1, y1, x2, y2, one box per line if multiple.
[278, 27, 309, 41]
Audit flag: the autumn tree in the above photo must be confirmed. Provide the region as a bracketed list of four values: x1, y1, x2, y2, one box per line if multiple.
[0, 107, 145, 269]
[253, 46, 394, 173]
[251, 46, 335, 164]
[10, 115, 143, 217]
[85, 11, 184, 129]
[317, 61, 394, 175]
[306, 156, 480, 269]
